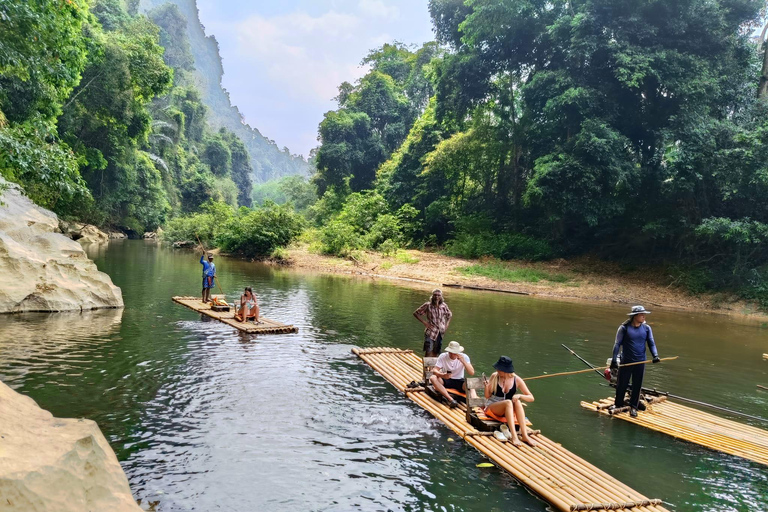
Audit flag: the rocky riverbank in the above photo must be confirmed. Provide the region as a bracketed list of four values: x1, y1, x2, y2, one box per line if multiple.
[0, 180, 123, 313]
[0, 380, 141, 512]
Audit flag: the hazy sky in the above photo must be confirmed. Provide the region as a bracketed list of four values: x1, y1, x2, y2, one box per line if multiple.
[196, 0, 435, 158]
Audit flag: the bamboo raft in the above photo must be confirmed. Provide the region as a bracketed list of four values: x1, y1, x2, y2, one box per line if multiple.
[354, 347, 669, 512]
[172, 296, 298, 334]
[581, 397, 768, 466]
[763, 353, 767, 360]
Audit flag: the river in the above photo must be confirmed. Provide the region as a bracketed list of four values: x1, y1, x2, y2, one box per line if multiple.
[0, 241, 766, 511]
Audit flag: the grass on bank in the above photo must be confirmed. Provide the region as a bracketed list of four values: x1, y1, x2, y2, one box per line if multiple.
[457, 260, 573, 284]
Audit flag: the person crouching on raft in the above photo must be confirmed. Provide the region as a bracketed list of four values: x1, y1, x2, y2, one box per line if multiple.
[611, 305, 661, 417]
[429, 341, 474, 409]
[200, 251, 216, 303]
[484, 356, 537, 447]
[235, 286, 260, 323]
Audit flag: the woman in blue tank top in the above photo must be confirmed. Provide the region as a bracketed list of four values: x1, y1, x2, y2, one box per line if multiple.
[483, 356, 537, 447]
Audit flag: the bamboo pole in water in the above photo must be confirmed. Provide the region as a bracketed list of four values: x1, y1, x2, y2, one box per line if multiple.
[354, 348, 669, 512]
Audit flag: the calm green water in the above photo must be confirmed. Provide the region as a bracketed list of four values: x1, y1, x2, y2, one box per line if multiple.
[0, 241, 767, 511]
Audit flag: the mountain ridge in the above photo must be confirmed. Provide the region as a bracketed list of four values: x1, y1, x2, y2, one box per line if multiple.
[140, 0, 310, 182]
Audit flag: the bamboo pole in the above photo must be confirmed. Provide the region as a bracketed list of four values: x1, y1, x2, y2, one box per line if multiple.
[759, 385, 768, 391]
[525, 357, 678, 381]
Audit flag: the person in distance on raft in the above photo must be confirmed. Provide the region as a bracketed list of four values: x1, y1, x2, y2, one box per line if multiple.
[484, 356, 537, 447]
[200, 250, 216, 303]
[611, 305, 661, 418]
[413, 289, 452, 357]
[429, 341, 474, 409]
[235, 286, 260, 323]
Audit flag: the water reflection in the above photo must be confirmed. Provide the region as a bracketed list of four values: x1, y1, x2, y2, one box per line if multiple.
[0, 241, 766, 511]
[0, 308, 123, 388]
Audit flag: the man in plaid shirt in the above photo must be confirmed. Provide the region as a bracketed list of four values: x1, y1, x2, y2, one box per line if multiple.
[413, 289, 453, 357]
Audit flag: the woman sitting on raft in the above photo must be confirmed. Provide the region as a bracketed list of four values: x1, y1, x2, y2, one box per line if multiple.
[235, 287, 260, 323]
[484, 356, 537, 447]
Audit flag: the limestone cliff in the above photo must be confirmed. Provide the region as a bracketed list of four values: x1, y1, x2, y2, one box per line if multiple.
[0, 181, 123, 313]
[0, 380, 141, 512]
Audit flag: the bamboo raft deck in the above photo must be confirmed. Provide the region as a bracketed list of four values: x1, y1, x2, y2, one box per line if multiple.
[581, 397, 768, 466]
[172, 296, 298, 334]
[354, 347, 669, 512]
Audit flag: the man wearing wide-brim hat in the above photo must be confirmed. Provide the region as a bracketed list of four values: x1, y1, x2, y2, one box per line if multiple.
[611, 305, 661, 417]
[429, 341, 474, 409]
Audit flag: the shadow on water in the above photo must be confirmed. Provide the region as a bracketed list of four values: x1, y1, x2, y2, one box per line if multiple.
[0, 241, 766, 511]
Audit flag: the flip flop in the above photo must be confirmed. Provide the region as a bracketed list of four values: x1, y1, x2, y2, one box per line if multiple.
[500, 424, 512, 440]
[493, 431, 507, 441]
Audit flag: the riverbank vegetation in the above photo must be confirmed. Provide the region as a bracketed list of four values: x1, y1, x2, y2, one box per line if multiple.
[3, 1, 768, 309]
[0, 0, 294, 236]
[302, 0, 768, 308]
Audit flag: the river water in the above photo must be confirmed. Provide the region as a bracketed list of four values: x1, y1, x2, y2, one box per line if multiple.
[0, 241, 766, 511]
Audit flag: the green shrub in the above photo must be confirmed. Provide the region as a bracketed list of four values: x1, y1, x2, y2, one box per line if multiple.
[445, 231, 553, 261]
[216, 202, 305, 258]
[319, 219, 362, 256]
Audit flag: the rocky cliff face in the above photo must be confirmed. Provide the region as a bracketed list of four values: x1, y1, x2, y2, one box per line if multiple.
[0, 381, 142, 512]
[0, 181, 124, 313]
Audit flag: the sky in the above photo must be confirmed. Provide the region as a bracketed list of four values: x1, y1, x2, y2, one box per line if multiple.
[196, 0, 436, 158]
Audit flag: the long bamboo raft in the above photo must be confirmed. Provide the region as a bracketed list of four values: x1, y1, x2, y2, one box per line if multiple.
[581, 397, 768, 466]
[354, 347, 669, 512]
[172, 296, 298, 334]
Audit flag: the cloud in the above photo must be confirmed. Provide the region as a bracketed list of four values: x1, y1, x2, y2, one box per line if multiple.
[232, 10, 370, 102]
[358, 0, 400, 20]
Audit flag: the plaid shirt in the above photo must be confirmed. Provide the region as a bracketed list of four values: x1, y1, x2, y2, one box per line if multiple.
[415, 302, 452, 340]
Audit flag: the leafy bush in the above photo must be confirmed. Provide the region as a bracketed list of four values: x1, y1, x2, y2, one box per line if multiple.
[445, 231, 553, 261]
[316, 191, 415, 256]
[319, 219, 362, 256]
[162, 200, 234, 247]
[216, 202, 305, 258]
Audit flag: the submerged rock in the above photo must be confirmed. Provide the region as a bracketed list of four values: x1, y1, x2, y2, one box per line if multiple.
[0, 181, 123, 313]
[0, 380, 142, 512]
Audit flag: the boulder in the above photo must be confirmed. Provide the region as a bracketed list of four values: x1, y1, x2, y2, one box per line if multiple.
[59, 221, 110, 244]
[142, 231, 157, 240]
[172, 240, 195, 248]
[0, 180, 124, 313]
[108, 231, 127, 240]
[0, 380, 142, 512]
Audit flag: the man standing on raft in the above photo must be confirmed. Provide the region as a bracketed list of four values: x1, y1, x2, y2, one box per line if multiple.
[611, 305, 661, 417]
[413, 289, 452, 357]
[200, 250, 216, 303]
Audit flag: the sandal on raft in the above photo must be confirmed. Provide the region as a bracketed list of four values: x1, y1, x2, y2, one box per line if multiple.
[500, 424, 512, 440]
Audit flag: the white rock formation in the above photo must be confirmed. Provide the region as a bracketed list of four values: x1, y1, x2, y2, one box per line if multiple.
[0, 181, 123, 313]
[0, 381, 142, 512]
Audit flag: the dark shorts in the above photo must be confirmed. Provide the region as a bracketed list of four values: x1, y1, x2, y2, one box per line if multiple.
[442, 378, 465, 392]
[423, 333, 443, 355]
[202, 277, 214, 289]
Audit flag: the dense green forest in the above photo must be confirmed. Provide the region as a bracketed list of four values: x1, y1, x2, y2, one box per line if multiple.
[0, 0, 306, 235]
[3, 0, 768, 305]
[298, 0, 768, 305]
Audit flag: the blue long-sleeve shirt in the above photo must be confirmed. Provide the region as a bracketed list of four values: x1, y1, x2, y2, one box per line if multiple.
[612, 322, 658, 363]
